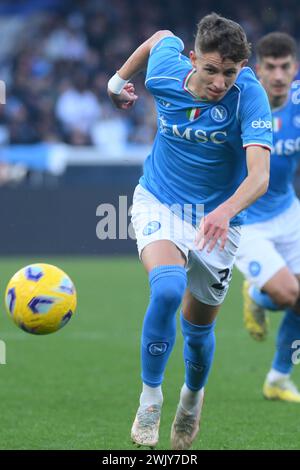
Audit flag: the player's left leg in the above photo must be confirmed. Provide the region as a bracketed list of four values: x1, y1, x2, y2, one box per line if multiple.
[262, 202, 300, 402]
[263, 274, 300, 403]
[171, 290, 219, 450]
[170, 225, 241, 450]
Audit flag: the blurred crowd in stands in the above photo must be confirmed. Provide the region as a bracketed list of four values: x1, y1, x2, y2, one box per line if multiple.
[0, 0, 299, 151]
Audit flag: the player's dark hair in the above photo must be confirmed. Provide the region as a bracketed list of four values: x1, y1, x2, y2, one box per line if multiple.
[256, 32, 297, 60]
[195, 13, 251, 62]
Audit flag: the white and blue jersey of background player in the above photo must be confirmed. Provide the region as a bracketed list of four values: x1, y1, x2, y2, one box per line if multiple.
[236, 83, 300, 287]
[131, 36, 272, 305]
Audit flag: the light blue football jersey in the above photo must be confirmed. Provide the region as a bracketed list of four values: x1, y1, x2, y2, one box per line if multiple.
[245, 84, 300, 224]
[139, 36, 273, 226]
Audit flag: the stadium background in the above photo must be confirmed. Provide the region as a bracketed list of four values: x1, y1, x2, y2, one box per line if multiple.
[0, 0, 300, 450]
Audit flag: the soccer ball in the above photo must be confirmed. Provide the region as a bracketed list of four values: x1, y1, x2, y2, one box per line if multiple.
[5, 263, 77, 335]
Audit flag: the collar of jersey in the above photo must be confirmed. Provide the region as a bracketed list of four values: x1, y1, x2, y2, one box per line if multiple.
[183, 68, 208, 102]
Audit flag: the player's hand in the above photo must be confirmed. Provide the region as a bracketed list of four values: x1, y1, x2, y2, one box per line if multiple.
[194, 205, 233, 253]
[108, 83, 138, 110]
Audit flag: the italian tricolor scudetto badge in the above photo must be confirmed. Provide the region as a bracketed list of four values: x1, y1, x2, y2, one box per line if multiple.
[273, 117, 282, 132]
[186, 108, 201, 121]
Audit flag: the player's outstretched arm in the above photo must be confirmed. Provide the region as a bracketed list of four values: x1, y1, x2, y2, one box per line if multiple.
[195, 146, 270, 252]
[107, 30, 174, 110]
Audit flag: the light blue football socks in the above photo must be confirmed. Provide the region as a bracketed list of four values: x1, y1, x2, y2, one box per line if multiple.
[141, 265, 187, 387]
[272, 309, 300, 374]
[249, 285, 281, 311]
[180, 311, 216, 391]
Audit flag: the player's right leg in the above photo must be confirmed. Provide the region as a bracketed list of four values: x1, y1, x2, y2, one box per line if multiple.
[235, 225, 286, 340]
[130, 240, 186, 447]
[242, 280, 269, 341]
[243, 267, 298, 341]
[130, 185, 189, 447]
[236, 202, 300, 401]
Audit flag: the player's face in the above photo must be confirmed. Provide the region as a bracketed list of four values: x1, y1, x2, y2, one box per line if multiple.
[189, 51, 247, 101]
[256, 56, 298, 102]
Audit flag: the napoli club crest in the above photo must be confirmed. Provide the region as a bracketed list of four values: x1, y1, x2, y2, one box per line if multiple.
[210, 105, 228, 123]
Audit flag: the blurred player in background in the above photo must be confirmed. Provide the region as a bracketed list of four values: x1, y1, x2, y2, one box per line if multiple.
[235, 32, 300, 402]
[108, 13, 271, 449]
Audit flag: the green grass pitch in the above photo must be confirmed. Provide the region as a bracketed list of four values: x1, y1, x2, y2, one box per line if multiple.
[0, 257, 299, 450]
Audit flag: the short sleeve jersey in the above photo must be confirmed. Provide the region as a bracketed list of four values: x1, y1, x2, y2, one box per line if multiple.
[139, 36, 273, 225]
[245, 86, 300, 224]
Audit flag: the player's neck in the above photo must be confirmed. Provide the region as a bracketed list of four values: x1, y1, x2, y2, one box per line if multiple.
[269, 93, 288, 110]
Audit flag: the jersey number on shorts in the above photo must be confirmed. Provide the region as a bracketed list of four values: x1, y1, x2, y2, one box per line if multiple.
[212, 268, 232, 291]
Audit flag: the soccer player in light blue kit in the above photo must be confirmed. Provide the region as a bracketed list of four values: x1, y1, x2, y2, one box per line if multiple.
[108, 13, 271, 449]
[236, 32, 300, 402]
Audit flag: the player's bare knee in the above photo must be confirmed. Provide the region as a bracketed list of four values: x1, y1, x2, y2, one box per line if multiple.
[271, 282, 299, 308]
